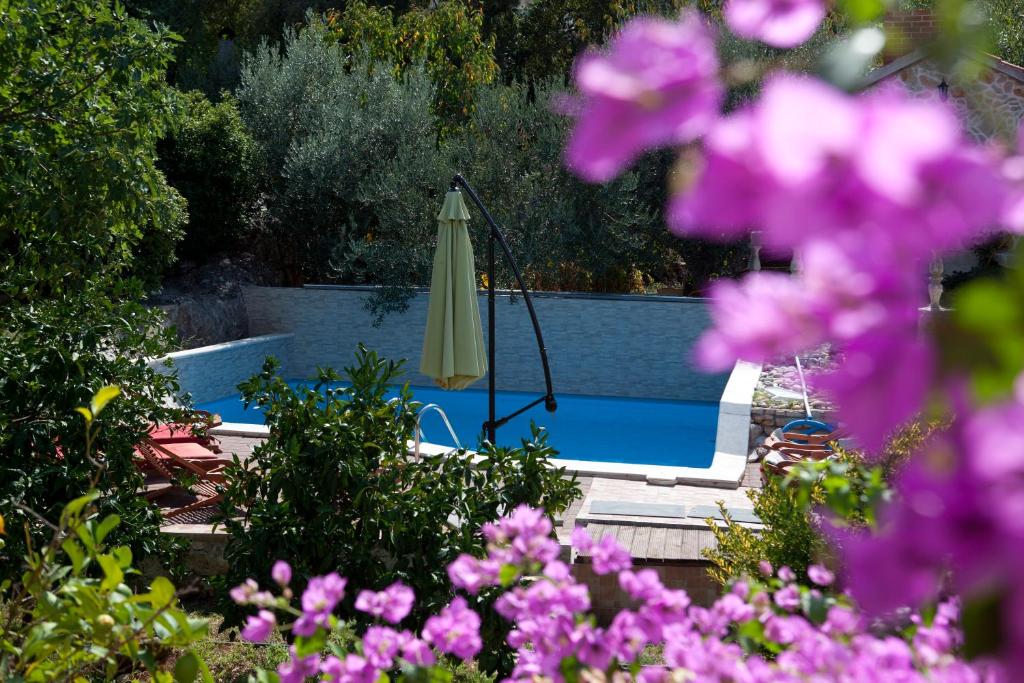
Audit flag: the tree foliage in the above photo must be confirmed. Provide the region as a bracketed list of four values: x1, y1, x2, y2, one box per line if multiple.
[328, 1, 499, 135]
[0, 0, 185, 299]
[158, 91, 262, 259]
[0, 0, 189, 582]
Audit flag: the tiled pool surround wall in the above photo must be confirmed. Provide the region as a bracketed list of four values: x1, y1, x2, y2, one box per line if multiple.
[153, 333, 294, 405]
[243, 285, 730, 402]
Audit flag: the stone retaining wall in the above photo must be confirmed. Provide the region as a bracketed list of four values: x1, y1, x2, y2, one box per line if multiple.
[749, 407, 838, 450]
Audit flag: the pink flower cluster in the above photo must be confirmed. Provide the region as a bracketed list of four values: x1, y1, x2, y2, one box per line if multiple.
[563, 7, 1024, 672]
[564, 11, 722, 183]
[566, 16, 1014, 453]
[231, 562, 439, 682]
[832, 386, 1024, 672]
[725, 0, 827, 48]
[674, 76, 1007, 452]
[232, 506, 999, 682]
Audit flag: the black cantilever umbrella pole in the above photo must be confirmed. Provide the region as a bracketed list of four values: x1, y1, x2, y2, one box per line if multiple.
[449, 173, 557, 445]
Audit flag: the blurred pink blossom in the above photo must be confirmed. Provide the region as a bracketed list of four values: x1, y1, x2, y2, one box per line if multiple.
[725, 0, 827, 47]
[565, 12, 721, 182]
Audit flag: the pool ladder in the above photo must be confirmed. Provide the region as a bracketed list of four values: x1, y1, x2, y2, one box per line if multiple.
[413, 403, 463, 461]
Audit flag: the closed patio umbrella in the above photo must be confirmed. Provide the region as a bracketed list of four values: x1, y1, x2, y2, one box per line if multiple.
[420, 190, 487, 389]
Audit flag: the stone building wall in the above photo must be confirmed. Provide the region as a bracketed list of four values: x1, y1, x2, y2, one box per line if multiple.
[876, 57, 1024, 142]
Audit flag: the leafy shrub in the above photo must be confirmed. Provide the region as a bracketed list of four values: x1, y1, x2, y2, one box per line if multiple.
[0, 0, 191, 584]
[703, 466, 828, 587]
[702, 421, 944, 586]
[0, 292, 188, 585]
[217, 347, 580, 671]
[0, 391, 209, 682]
[159, 90, 262, 260]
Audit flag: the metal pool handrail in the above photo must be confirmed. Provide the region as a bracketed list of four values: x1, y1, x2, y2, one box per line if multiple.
[413, 403, 463, 461]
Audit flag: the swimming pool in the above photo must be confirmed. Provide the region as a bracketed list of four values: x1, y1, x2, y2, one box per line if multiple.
[197, 382, 718, 468]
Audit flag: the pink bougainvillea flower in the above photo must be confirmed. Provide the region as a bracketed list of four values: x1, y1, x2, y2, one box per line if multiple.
[422, 597, 482, 660]
[399, 632, 436, 666]
[565, 11, 722, 182]
[362, 626, 402, 669]
[724, 0, 826, 48]
[1001, 124, 1024, 232]
[278, 647, 320, 683]
[355, 582, 415, 624]
[320, 653, 377, 683]
[271, 560, 291, 587]
[447, 553, 501, 594]
[241, 609, 276, 643]
[591, 533, 633, 575]
[673, 76, 1006, 261]
[829, 394, 1024, 674]
[815, 332, 934, 454]
[294, 573, 347, 636]
[572, 526, 632, 574]
[807, 564, 835, 586]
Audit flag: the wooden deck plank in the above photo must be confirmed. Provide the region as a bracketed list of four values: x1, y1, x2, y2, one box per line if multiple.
[648, 526, 668, 561]
[593, 524, 617, 545]
[679, 529, 717, 560]
[664, 528, 685, 560]
[631, 525, 653, 559]
[615, 525, 636, 554]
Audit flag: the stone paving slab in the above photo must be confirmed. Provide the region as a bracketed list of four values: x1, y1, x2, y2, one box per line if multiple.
[689, 504, 761, 525]
[590, 501, 688, 518]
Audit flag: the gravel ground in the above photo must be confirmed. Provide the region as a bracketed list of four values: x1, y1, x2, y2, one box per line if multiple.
[752, 346, 836, 412]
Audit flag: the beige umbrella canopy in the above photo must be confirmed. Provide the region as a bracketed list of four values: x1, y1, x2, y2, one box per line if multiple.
[420, 190, 487, 389]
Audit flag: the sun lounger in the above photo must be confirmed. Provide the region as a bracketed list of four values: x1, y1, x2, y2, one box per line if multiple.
[148, 410, 223, 453]
[135, 439, 228, 521]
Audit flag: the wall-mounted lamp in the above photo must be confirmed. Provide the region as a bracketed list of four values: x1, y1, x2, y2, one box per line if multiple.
[938, 78, 950, 102]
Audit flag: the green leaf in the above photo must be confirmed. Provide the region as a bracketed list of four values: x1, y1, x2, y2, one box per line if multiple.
[112, 545, 133, 569]
[295, 629, 327, 658]
[95, 514, 120, 544]
[97, 554, 124, 591]
[149, 576, 176, 608]
[62, 491, 98, 518]
[90, 385, 121, 418]
[174, 651, 201, 683]
[61, 539, 86, 574]
[498, 563, 520, 586]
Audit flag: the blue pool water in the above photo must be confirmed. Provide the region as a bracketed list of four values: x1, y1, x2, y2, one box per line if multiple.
[198, 383, 717, 468]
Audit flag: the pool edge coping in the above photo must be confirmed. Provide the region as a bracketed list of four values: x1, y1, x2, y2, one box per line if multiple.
[209, 428, 747, 489]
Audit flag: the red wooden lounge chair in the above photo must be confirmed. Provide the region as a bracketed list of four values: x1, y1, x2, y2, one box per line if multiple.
[148, 410, 223, 453]
[136, 439, 228, 521]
